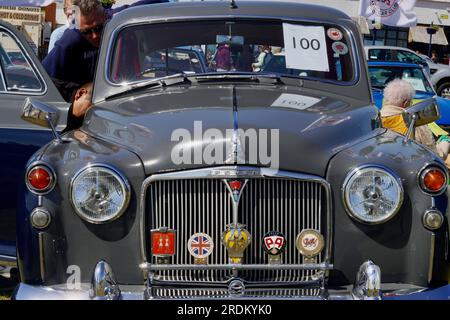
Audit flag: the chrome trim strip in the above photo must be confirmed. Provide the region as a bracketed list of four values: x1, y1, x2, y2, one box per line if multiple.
[69, 164, 131, 224]
[139, 166, 333, 276]
[428, 233, 435, 284]
[140, 263, 333, 271]
[342, 164, 404, 225]
[103, 16, 359, 90]
[0, 27, 47, 96]
[38, 232, 45, 282]
[0, 255, 17, 267]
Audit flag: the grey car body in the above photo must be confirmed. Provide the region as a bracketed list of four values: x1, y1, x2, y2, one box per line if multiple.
[3, 1, 450, 300]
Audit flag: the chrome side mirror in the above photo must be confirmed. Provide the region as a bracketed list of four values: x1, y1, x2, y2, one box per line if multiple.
[21, 98, 61, 142]
[402, 98, 440, 143]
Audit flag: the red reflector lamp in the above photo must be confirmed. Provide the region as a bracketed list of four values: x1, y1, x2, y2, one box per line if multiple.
[151, 229, 176, 256]
[420, 167, 447, 194]
[26, 165, 55, 193]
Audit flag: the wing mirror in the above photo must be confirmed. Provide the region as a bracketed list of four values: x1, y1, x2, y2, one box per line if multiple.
[402, 97, 440, 143]
[21, 98, 62, 142]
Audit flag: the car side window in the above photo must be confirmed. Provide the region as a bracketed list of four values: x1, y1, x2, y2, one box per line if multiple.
[0, 30, 43, 93]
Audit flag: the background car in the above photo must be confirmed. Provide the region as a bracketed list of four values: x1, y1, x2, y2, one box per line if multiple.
[365, 45, 450, 99]
[0, 1, 449, 300]
[368, 61, 450, 128]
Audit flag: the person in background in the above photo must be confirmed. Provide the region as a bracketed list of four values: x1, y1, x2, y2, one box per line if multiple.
[252, 45, 272, 72]
[431, 50, 439, 64]
[215, 43, 232, 71]
[48, 0, 75, 54]
[43, 0, 167, 89]
[381, 79, 450, 161]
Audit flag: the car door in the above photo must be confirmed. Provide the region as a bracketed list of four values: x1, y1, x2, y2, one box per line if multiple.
[0, 21, 68, 264]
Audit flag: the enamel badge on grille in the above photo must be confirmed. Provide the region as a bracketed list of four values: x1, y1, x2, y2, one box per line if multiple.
[263, 231, 286, 264]
[295, 229, 324, 259]
[151, 228, 176, 256]
[222, 225, 251, 264]
[188, 233, 214, 264]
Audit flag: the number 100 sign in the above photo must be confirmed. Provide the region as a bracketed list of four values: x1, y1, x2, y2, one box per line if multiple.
[282, 23, 329, 72]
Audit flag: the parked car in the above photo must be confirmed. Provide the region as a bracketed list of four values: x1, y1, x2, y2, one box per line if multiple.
[368, 61, 450, 128]
[1, 1, 450, 300]
[365, 45, 450, 99]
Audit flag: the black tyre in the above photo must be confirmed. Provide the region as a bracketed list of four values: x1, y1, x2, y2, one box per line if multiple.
[437, 81, 450, 99]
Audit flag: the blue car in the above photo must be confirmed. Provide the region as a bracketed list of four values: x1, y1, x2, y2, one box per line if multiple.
[368, 61, 450, 127]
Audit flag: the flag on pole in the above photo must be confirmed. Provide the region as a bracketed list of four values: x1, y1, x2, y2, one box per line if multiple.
[359, 0, 417, 27]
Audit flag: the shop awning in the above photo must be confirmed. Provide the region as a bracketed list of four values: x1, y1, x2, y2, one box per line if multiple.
[0, 0, 54, 7]
[352, 16, 370, 35]
[409, 26, 449, 46]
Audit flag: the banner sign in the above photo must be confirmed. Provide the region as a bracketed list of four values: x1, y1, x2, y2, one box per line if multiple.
[359, 0, 417, 27]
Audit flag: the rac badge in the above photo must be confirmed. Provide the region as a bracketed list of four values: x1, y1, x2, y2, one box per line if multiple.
[263, 231, 286, 264]
[188, 233, 214, 264]
[296, 229, 324, 260]
[222, 225, 251, 264]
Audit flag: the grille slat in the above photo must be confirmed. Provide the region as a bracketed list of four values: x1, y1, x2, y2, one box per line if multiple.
[147, 178, 327, 283]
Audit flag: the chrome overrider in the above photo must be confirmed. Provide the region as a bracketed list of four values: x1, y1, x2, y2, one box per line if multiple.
[89, 260, 121, 300]
[352, 260, 382, 300]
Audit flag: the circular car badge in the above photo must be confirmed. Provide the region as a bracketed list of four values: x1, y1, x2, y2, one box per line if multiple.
[262, 231, 286, 256]
[327, 28, 343, 41]
[296, 229, 324, 258]
[188, 233, 214, 259]
[332, 41, 349, 56]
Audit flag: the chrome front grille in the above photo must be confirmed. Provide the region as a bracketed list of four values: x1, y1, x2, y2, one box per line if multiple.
[143, 168, 330, 284]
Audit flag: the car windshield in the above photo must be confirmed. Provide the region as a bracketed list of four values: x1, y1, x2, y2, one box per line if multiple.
[109, 20, 355, 84]
[368, 65, 434, 94]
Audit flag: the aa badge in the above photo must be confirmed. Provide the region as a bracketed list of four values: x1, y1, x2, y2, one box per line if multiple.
[188, 233, 214, 264]
[295, 229, 324, 261]
[222, 225, 251, 264]
[262, 231, 286, 264]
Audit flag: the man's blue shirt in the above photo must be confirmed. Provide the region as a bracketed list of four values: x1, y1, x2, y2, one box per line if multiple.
[42, 28, 98, 85]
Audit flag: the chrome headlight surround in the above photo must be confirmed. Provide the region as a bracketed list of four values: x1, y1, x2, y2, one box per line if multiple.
[342, 165, 404, 225]
[70, 165, 131, 224]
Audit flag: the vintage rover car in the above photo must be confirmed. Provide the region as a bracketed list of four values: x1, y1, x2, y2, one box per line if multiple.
[3, 1, 450, 299]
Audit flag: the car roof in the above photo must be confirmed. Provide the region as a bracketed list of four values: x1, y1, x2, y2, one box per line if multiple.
[364, 45, 416, 53]
[110, 1, 352, 28]
[367, 61, 421, 68]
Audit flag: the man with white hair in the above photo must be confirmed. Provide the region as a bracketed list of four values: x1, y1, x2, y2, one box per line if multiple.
[381, 79, 450, 159]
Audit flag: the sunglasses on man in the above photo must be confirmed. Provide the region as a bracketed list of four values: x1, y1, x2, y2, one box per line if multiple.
[80, 24, 104, 36]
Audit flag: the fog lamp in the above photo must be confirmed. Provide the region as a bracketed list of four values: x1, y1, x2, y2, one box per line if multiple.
[422, 209, 443, 230]
[30, 207, 51, 229]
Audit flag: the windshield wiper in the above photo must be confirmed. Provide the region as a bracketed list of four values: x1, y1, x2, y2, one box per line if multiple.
[193, 73, 284, 85]
[105, 73, 190, 101]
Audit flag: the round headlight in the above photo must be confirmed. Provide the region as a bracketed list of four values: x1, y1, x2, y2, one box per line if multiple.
[70, 166, 130, 224]
[343, 166, 403, 224]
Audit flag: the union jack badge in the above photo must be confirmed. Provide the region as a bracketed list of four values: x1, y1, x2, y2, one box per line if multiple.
[188, 233, 214, 264]
[262, 231, 286, 264]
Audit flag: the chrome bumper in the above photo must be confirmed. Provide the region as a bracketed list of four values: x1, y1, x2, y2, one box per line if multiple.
[12, 260, 448, 300]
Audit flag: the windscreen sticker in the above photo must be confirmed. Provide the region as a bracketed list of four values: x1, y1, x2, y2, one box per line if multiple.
[327, 28, 343, 41]
[271, 93, 322, 110]
[402, 77, 426, 92]
[283, 23, 329, 72]
[332, 42, 348, 55]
